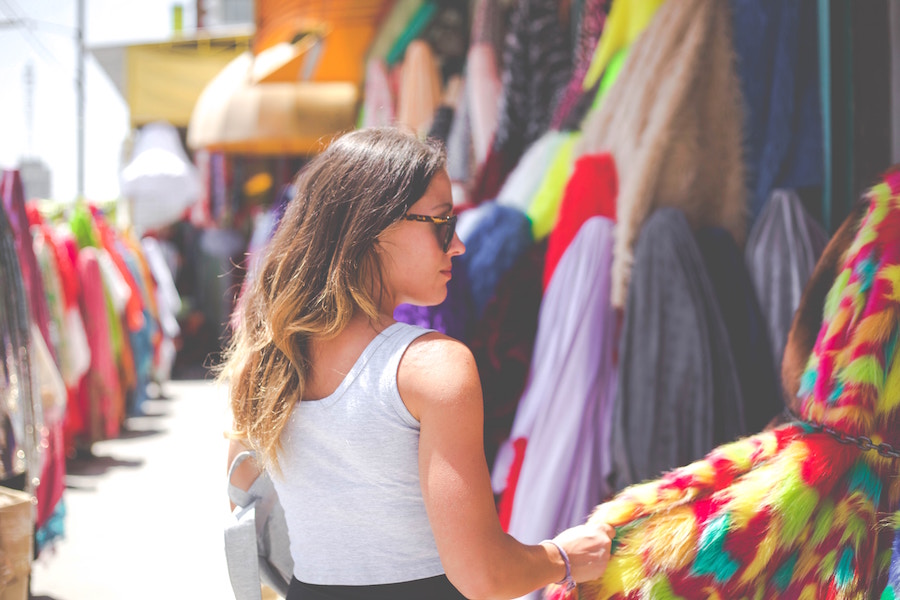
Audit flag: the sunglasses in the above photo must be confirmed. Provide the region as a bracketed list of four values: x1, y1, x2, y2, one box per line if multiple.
[403, 213, 458, 252]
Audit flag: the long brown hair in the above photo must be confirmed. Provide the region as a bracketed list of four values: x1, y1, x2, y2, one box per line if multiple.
[220, 128, 446, 470]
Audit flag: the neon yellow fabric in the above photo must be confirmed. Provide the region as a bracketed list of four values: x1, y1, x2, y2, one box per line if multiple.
[526, 132, 580, 241]
[582, 0, 666, 90]
[591, 46, 630, 112]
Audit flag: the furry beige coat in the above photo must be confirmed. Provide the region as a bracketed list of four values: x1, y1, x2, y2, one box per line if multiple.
[576, 0, 747, 308]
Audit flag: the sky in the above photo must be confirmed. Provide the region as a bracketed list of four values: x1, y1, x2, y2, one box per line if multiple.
[0, 0, 197, 203]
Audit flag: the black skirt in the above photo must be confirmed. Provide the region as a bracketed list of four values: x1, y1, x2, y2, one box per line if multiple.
[286, 574, 468, 600]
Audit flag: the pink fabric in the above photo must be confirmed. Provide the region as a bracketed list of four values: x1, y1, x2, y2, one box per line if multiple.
[77, 247, 122, 442]
[467, 43, 502, 164]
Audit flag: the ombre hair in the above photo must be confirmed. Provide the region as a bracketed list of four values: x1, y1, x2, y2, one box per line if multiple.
[220, 127, 446, 470]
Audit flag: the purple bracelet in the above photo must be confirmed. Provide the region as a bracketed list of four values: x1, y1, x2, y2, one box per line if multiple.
[543, 539, 576, 592]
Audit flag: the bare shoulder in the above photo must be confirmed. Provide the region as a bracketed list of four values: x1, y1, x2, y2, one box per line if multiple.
[398, 332, 481, 419]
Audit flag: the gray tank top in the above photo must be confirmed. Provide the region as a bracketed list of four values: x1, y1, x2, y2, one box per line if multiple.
[273, 322, 443, 585]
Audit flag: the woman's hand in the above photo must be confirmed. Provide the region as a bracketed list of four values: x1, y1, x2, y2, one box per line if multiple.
[551, 521, 616, 583]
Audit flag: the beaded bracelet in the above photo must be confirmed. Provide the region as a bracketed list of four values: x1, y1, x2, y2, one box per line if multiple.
[542, 539, 576, 592]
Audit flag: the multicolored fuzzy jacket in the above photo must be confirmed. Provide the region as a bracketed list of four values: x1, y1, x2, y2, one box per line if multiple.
[551, 171, 900, 599]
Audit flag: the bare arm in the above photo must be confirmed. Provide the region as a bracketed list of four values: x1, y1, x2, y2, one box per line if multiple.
[401, 335, 614, 600]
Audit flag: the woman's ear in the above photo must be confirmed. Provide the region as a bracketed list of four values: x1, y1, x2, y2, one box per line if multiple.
[780, 198, 871, 410]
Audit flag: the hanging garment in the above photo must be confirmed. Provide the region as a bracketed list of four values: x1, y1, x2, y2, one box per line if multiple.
[550, 0, 612, 129]
[496, 131, 568, 214]
[471, 239, 546, 470]
[469, 0, 508, 65]
[367, 0, 425, 63]
[1, 170, 54, 358]
[0, 203, 41, 491]
[446, 75, 473, 185]
[470, 0, 572, 205]
[731, 0, 823, 219]
[543, 153, 617, 290]
[467, 42, 502, 165]
[550, 170, 900, 600]
[362, 58, 395, 128]
[76, 247, 123, 444]
[577, 0, 746, 308]
[29, 324, 66, 543]
[581, 0, 666, 91]
[141, 236, 182, 383]
[610, 208, 744, 493]
[695, 227, 781, 434]
[385, 1, 438, 66]
[456, 203, 533, 319]
[745, 188, 828, 389]
[504, 217, 618, 559]
[396, 39, 442, 137]
[526, 132, 580, 241]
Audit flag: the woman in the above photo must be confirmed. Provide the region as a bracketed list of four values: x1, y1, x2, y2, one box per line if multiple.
[221, 127, 614, 600]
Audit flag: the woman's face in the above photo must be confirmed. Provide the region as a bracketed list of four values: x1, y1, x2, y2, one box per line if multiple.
[376, 169, 465, 314]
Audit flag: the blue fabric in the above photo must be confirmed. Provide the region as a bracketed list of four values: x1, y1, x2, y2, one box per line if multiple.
[457, 203, 533, 319]
[731, 0, 823, 220]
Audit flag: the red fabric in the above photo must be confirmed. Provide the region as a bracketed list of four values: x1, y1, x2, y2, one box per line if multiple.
[542, 153, 618, 290]
[497, 437, 528, 532]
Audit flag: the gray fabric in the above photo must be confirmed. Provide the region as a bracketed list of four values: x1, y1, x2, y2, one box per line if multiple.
[446, 76, 472, 183]
[745, 189, 828, 386]
[225, 451, 293, 600]
[273, 323, 444, 586]
[611, 208, 745, 492]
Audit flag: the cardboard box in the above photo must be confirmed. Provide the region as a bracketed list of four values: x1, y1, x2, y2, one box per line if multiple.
[0, 487, 34, 600]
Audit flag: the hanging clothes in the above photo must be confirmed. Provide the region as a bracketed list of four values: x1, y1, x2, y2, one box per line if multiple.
[543, 152, 617, 290]
[467, 42, 502, 165]
[730, 0, 823, 219]
[745, 188, 828, 388]
[504, 217, 618, 559]
[695, 227, 781, 434]
[456, 202, 533, 319]
[140, 236, 182, 384]
[550, 0, 612, 130]
[496, 131, 568, 214]
[553, 170, 900, 600]
[577, 0, 746, 308]
[367, 0, 426, 63]
[0, 202, 41, 493]
[526, 132, 580, 241]
[471, 239, 546, 470]
[76, 246, 124, 444]
[385, 1, 438, 66]
[445, 75, 474, 187]
[470, 0, 572, 205]
[610, 208, 744, 492]
[396, 40, 442, 137]
[1, 170, 54, 359]
[581, 0, 666, 91]
[362, 58, 395, 128]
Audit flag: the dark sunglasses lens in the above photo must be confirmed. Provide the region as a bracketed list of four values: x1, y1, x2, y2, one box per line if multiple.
[442, 219, 456, 251]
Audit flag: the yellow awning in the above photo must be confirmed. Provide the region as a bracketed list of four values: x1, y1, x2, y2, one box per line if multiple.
[92, 33, 252, 129]
[186, 51, 359, 155]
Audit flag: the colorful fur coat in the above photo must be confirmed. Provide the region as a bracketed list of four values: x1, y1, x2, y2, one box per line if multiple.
[550, 171, 900, 599]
